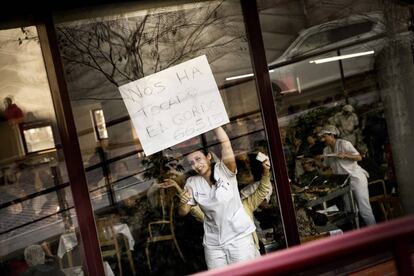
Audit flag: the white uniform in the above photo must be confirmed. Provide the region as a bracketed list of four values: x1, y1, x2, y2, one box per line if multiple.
[185, 161, 256, 269]
[323, 139, 376, 225]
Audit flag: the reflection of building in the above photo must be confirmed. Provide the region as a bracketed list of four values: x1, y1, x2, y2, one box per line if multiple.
[1, 1, 413, 275]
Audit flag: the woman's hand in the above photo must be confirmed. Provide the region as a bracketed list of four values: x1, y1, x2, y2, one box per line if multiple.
[177, 187, 193, 216]
[158, 179, 182, 193]
[178, 187, 192, 205]
[337, 152, 362, 161]
[262, 159, 271, 176]
[337, 152, 347, 159]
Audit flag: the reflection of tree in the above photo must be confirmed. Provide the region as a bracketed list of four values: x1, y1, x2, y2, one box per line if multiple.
[56, 0, 246, 94]
[56, 3, 246, 229]
[0, 27, 38, 49]
[288, 106, 333, 141]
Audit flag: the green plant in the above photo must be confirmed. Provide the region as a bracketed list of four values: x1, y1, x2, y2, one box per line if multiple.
[141, 150, 184, 182]
[288, 106, 336, 141]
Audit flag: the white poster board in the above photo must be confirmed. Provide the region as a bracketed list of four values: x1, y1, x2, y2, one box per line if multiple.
[118, 55, 229, 155]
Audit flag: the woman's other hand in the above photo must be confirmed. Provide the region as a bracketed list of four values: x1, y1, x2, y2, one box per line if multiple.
[262, 159, 271, 176]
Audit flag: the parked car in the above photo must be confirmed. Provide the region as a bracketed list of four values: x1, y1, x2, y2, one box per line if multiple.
[269, 12, 387, 94]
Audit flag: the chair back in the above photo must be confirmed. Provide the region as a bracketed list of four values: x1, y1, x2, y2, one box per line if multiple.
[368, 179, 404, 221]
[96, 215, 118, 247]
[96, 215, 124, 275]
[368, 179, 393, 221]
[145, 192, 185, 272]
[368, 179, 387, 201]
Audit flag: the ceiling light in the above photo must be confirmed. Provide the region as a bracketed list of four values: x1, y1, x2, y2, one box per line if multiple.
[309, 50, 374, 64]
[226, 69, 274, 81]
[225, 73, 254, 81]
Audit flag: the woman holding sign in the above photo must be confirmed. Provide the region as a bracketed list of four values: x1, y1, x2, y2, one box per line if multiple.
[176, 126, 258, 269]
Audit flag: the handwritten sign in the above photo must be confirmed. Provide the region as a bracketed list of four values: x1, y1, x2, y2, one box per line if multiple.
[119, 55, 229, 155]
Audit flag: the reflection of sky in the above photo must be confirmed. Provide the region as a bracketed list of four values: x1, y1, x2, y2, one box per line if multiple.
[0, 27, 54, 120]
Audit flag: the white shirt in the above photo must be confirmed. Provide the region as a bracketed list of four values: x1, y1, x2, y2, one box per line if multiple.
[185, 161, 255, 246]
[323, 139, 368, 178]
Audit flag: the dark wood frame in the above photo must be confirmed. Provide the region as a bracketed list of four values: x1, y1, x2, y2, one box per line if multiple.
[0, 1, 302, 275]
[37, 18, 105, 276]
[240, 0, 300, 246]
[4, 1, 414, 276]
[193, 215, 414, 275]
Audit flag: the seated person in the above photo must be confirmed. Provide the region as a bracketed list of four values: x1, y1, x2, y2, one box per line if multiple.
[305, 134, 325, 157]
[21, 244, 64, 276]
[297, 158, 320, 187]
[116, 188, 142, 232]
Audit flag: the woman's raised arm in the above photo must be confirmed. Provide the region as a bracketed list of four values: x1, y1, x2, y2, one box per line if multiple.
[213, 126, 236, 173]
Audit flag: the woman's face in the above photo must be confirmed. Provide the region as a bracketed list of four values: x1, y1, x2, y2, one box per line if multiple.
[320, 133, 335, 146]
[186, 151, 211, 176]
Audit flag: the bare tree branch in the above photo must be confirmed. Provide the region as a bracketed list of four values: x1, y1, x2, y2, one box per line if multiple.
[56, 0, 246, 100]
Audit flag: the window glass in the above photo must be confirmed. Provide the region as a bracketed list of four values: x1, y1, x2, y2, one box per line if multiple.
[297, 21, 375, 56]
[0, 27, 85, 275]
[55, 0, 286, 274]
[329, 21, 374, 44]
[262, 2, 412, 242]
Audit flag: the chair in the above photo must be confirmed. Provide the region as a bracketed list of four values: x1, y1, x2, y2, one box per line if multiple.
[145, 189, 185, 272]
[368, 179, 402, 221]
[96, 215, 123, 276]
[115, 223, 137, 275]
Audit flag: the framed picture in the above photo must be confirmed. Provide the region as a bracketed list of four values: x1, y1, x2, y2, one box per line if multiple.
[20, 121, 56, 154]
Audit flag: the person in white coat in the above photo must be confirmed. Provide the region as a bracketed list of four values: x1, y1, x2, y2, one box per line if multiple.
[177, 126, 257, 269]
[317, 125, 376, 226]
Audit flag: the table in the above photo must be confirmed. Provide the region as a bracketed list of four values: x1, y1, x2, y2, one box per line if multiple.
[302, 175, 359, 229]
[113, 223, 135, 250]
[113, 223, 136, 274]
[58, 232, 77, 267]
[57, 223, 134, 270]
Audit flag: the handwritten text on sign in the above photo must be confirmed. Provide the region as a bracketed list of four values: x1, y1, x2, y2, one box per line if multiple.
[118, 55, 229, 155]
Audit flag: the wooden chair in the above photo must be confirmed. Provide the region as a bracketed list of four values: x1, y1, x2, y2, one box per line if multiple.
[368, 179, 402, 221]
[145, 190, 185, 272]
[96, 215, 123, 276]
[115, 223, 136, 275]
[58, 249, 74, 269]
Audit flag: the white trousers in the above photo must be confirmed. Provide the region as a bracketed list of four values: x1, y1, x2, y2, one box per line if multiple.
[204, 234, 258, 270]
[350, 174, 376, 226]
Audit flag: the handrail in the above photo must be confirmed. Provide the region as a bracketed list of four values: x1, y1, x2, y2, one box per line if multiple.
[194, 215, 414, 276]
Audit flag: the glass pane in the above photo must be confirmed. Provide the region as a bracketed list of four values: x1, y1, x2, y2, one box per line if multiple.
[270, 52, 342, 117]
[295, 21, 376, 57]
[55, 0, 286, 274]
[0, 27, 85, 275]
[261, 2, 412, 242]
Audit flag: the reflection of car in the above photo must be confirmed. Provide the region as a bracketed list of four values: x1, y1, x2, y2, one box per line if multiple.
[269, 12, 386, 94]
